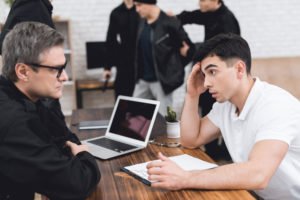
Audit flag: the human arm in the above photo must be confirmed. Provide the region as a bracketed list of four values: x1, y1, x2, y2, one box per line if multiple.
[179, 41, 189, 57]
[65, 141, 89, 156]
[0, 112, 100, 200]
[105, 10, 120, 71]
[177, 10, 206, 26]
[101, 69, 112, 82]
[147, 140, 288, 190]
[219, 14, 240, 35]
[166, 10, 175, 17]
[180, 63, 220, 148]
[166, 15, 195, 61]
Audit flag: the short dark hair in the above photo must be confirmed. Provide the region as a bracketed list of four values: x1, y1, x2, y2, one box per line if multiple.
[193, 33, 252, 74]
[1, 22, 64, 82]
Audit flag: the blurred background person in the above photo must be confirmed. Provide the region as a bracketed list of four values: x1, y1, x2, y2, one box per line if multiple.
[133, 0, 194, 115]
[104, 0, 139, 99]
[0, 0, 55, 55]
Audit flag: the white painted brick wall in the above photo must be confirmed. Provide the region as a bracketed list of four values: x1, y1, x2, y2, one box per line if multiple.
[1, 0, 300, 115]
[50, 0, 300, 79]
[1, 0, 300, 79]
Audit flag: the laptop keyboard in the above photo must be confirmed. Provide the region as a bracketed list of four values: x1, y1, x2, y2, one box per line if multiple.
[88, 138, 137, 153]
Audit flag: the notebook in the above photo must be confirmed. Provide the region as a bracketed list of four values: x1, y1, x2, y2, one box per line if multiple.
[81, 96, 160, 160]
[121, 154, 218, 186]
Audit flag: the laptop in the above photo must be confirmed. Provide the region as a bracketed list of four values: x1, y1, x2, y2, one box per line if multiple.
[78, 120, 110, 130]
[81, 95, 160, 159]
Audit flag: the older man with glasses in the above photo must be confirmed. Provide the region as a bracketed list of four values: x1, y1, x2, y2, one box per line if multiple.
[0, 22, 100, 200]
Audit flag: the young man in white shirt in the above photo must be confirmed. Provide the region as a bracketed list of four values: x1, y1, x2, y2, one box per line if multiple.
[147, 33, 300, 199]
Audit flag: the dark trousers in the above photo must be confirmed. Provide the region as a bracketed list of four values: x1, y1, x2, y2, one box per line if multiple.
[114, 66, 135, 99]
[200, 90, 231, 161]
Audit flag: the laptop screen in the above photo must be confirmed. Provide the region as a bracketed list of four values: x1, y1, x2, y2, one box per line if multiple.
[108, 98, 157, 141]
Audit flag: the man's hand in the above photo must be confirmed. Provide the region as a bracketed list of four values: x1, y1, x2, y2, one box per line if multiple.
[102, 69, 112, 82]
[166, 10, 175, 17]
[65, 141, 89, 156]
[146, 152, 190, 190]
[186, 62, 207, 98]
[180, 41, 189, 57]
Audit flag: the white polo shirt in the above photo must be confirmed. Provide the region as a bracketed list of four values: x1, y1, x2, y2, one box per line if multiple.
[207, 78, 300, 200]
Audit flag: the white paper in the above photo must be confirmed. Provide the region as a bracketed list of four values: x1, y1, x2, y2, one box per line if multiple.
[124, 154, 218, 183]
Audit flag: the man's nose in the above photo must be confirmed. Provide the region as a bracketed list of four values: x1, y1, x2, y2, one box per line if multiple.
[203, 77, 210, 89]
[59, 70, 69, 82]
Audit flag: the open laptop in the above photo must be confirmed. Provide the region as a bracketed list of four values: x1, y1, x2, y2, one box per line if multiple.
[81, 95, 160, 159]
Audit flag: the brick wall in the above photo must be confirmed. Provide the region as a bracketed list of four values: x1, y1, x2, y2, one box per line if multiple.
[50, 0, 300, 79]
[0, 0, 299, 114]
[1, 0, 300, 79]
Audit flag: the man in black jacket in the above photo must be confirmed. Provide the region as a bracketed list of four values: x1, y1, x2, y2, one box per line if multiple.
[176, 0, 240, 160]
[177, 0, 240, 42]
[0, 22, 100, 200]
[104, 0, 139, 99]
[0, 0, 54, 55]
[133, 0, 194, 115]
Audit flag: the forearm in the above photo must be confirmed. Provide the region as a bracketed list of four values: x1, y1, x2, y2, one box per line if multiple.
[180, 140, 288, 191]
[176, 11, 192, 25]
[184, 162, 268, 190]
[180, 94, 202, 148]
[106, 15, 119, 69]
[43, 152, 100, 199]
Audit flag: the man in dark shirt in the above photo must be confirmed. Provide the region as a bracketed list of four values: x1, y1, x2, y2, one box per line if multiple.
[0, 22, 100, 200]
[104, 0, 139, 98]
[176, 0, 240, 160]
[177, 0, 240, 42]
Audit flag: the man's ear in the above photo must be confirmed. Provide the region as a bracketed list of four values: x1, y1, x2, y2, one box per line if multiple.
[235, 60, 246, 80]
[15, 63, 30, 81]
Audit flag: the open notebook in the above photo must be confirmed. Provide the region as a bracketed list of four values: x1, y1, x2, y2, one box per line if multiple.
[121, 154, 218, 186]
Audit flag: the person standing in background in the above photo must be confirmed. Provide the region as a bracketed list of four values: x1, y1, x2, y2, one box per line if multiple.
[175, 0, 240, 160]
[0, 0, 55, 55]
[104, 0, 139, 99]
[177, 0, 240, 42]
[133, 0, 194, 115]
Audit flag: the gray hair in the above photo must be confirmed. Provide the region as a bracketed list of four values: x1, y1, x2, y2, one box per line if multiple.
[1, 21, 64, 82]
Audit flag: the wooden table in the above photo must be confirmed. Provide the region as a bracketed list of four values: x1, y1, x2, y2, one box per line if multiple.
[71, 108, 255, 200]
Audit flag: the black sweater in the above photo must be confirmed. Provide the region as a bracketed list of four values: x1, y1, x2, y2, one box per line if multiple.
[177, 3, 240, 41]
[0, 76, 100, 200]
[0, 0, 55, 55]
[106, 2, 139, 70]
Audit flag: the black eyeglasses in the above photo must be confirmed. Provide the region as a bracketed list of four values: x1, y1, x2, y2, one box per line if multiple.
[26, 60, 67, 78]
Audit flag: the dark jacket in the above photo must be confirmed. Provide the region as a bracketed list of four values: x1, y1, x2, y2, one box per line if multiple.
[177, 3, 240, 41]
[0, 76, 100, 200]
[0, 0, 54, 55]
[106, 3, 139, 68]
[106, 3, 139, 97]
[135, 11, 194, 94]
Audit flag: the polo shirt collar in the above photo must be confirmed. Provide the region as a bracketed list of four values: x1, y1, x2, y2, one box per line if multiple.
[231, 77, 262, 120]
